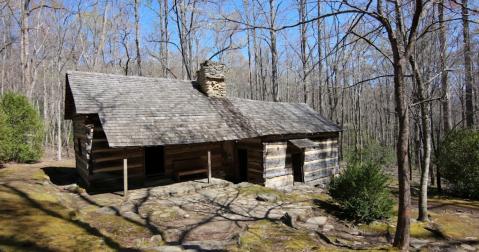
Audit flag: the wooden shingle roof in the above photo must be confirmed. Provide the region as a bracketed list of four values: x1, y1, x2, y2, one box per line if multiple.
[65, 71, 342, 147]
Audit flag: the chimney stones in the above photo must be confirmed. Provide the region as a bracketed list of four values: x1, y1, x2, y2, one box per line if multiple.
[196, 60, 226, 97]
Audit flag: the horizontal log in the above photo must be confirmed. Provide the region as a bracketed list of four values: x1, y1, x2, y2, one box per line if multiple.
[74, 132, 87, 138]
[237, 141, 262, 149]
[166, 142, 222, 154]
[92, 146, 142, 154]
[304, 147, 338, 155]
[264, 167, 292, 179]
[76, 153, 89, 166]
[305, 176, 331, 186]
[92, 140, 111, 149]
[175, 168, 208, 182]
[238, 138, 261, 144]
[264, 155, 291, 169]
[90, 174, 144, 187]
[92, 162, 144, 173]
[248, 161, 263, 171]
[304, 150, 338, 162]
[76, 166, 90, 187]
[75, 157, 90, 176]
[264, 146, 287, 157]
[90, 166, 144, 180]
[303, 159, 338, 172]
[304, 167, 340, 182]
[92, 150, 143, 163]
[315, 142, 338, 150]
[92, 156, 144, 168]
[166, 148, 221, 161]
[247, 149, 263, 161]
[248, 174, 265, 184]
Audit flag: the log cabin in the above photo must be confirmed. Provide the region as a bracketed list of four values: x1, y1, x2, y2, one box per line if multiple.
[64, 61, 343, 189]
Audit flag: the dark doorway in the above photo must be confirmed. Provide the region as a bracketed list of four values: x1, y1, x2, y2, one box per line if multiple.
[238, 149, 248, 182]
[145, 146, 165, 176]
[292, 153, 303, 182]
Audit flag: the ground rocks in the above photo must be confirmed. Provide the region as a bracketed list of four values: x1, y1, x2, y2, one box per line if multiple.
[256, 193, 278, 202]
[304, 216, 327, 230]
[95, 206, 119, 215]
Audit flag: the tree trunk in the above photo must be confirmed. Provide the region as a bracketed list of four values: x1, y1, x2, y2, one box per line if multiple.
[300, 0, 309, 105]
[410, 55, 431, 222]
[270, 0, 279, 102]
[462, 0, 474, 127]
[135, 0, 142, 76]
[317, 0, 323, 114]
[164, 0, 169, 78]
[93, 0, 109, 71]
[392, 58, 411, 250]
[21, 0, 31, 99]
[439, 0, 451, 132]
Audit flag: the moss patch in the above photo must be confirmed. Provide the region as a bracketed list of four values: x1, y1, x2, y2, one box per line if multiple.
[0, 184, 120, 252]
[228, 219, 335, 251]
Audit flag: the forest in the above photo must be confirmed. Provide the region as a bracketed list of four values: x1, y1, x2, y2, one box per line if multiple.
[0, 0, 478, 250]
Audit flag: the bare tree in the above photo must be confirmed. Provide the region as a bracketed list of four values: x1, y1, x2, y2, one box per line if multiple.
[462, 0, 474, 127]
[135, 0, 142, 76]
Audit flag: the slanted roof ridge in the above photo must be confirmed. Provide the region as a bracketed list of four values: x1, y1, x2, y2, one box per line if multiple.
[67, 71, 195, 83]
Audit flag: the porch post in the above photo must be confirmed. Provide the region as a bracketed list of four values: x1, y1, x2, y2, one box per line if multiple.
[207, 149, 211, 184]
[123, 158, 128, 197]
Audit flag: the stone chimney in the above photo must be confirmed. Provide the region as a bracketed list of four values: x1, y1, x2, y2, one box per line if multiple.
[196, 60, 226, 97]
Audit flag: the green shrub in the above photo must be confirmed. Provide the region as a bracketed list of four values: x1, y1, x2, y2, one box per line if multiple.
[327, 162, 395, 223]
[436, 128, 479, 199]
[0, 92, 44, 163]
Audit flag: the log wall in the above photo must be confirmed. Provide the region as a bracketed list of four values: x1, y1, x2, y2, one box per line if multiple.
[164, 142, 225, 179]
[73, 114, 145, 187]
[262, 133, 340, 188]
[263, 141, 293, 188]
[236, 138, 264, 185]
[303, 137, 340, 185]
